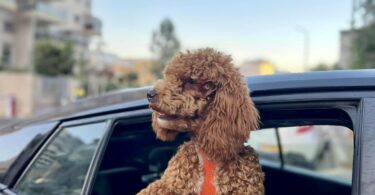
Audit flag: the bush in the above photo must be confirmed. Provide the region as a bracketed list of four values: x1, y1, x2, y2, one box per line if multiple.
[34, 40, 75, 76]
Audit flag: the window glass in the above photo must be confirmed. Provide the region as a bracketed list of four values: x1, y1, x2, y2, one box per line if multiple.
[279, 125, 353, 182]
[74, 15, 80, 24]
[0, 123, 55, 181]
[1, 44, 11, 66]
[16, 122, 107, 195]
[245, 128, 280, 164]
[3, 21, 15, 33]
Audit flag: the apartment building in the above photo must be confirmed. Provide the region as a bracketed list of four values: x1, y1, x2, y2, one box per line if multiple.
[0, 0, 101, 70]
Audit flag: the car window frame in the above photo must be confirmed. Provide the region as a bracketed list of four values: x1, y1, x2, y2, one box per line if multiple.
[9, 97, 364, 195]
[2, 121, 60, 187]
[277, 125, 353, 185]
[71, 109, 152, 195]
[88, 101, 359, 195]
[11, 117, 112, 194]
[255, 100, 358, 190]
[355, 98, 375, 195]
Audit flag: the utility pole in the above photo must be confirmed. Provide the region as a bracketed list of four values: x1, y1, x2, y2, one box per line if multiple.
[296, 26, 310, 72]
[351, 0, 357, 30]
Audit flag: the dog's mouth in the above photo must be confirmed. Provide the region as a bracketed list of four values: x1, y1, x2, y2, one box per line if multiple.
[150, 105, 197, 133]
[156, 111, 178, 120]
[150, 106, 180, 121]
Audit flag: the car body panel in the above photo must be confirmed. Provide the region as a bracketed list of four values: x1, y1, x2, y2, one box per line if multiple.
[356, 98, 375, 195]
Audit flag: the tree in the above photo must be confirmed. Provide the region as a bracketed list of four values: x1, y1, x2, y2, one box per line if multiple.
[311, 63, 342, 71]
[353, 0, 375, 68]
[125, 71, 139, 87]
[311, 63, 331, 71]
[150, 18, 181, 79]
[34, 40, 75, 76]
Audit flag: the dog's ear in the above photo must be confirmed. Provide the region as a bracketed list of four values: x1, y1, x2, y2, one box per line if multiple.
[197, 73, 259, 162]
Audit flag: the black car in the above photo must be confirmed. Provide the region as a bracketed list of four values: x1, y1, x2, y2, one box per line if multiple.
[1, 70, 374, 195]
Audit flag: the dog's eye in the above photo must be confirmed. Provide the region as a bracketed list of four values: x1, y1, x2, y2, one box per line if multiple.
[203, 82, 215, 90]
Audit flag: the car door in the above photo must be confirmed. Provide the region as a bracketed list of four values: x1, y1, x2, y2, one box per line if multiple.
[11, 118, 112, 195]
[355, 98, 375, 195]
[82, 99, 359, 195]
[0, 121, 59, 187]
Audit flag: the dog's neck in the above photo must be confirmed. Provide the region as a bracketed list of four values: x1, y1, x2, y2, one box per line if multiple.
[190, 131, 243, 163]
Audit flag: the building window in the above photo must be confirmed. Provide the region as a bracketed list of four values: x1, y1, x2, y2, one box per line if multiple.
[3, 21, 15, 33]
[75, 15, 80, 24]
[2, 44, 12, 66]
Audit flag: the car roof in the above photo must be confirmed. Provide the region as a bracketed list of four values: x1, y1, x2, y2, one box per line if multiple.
[2, 69, 375, 131]
[247, 69, 375, 95]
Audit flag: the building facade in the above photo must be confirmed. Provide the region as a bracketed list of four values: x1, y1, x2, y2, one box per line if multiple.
[338, 30, 358, 69]
[239, 59, 277, 76]
[0, 0, 101, 70]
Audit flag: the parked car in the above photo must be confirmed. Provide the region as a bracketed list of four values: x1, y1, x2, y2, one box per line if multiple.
[1, 70, 375, 195]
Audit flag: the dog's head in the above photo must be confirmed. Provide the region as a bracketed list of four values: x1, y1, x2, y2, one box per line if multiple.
[148, 48, 259, 161]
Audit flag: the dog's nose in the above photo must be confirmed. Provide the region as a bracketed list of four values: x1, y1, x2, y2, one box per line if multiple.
[147, 89, 157, 102]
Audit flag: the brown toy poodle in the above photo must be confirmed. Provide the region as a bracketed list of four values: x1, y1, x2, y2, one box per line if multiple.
[138, 48, 264, 195]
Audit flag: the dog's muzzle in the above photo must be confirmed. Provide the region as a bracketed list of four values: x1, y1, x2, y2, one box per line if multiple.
[147, 89, 157, 102]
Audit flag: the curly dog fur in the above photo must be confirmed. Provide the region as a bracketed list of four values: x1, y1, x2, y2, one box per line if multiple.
[138, 48, 264, 195]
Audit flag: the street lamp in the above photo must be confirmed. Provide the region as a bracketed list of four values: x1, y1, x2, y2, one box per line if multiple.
[295, 26, 310, 72]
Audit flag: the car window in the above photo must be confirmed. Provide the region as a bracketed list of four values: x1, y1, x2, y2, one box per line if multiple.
[15, 122, 107, 195]
[245, 128, 280, 164]
[0, 122, 56, 181]
[279, 125, 353, 182]
[249, 125, 353, 183]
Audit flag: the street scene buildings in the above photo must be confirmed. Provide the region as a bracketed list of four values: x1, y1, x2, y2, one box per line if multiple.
[0, 0, 100, 70]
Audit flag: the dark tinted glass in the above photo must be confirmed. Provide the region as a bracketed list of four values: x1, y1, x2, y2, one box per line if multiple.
[92, 121, 187, 195]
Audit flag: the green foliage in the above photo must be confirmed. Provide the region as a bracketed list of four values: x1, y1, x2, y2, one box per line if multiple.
[311, 63, 342, 71]
[105, 80, 120, 92]
[104, 71, 139, 92]
[125, 71, 138, 87]
[311, 63, 332, 71]
[352, 0, 375, 69]
[353, 25, 375, 69]
[34, 40, 75, 76]
[150, 18, 180, 79]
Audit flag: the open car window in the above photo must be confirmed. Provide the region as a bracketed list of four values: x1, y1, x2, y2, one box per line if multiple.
[280, 125, 353, 182]
[247, 125, 353, 183]
[92, 121, 188, 195]
[246, 128, 281, 165]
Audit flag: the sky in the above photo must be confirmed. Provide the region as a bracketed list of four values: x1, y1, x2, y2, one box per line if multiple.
[92, 0, 352, 72]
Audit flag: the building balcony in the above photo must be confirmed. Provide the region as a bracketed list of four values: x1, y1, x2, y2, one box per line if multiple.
[84, 15, 102, 36]
[20, 2, 66, 24]
[0, 0, 17, 11]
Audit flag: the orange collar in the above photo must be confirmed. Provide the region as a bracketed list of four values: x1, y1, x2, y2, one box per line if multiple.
[198, 149, 217, 195]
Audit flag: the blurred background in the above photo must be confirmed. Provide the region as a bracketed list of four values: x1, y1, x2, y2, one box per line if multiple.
[0, 0, 373, 122]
